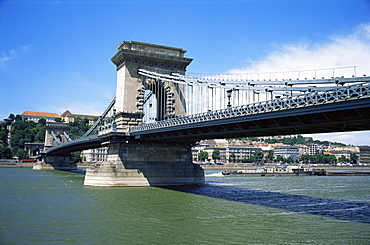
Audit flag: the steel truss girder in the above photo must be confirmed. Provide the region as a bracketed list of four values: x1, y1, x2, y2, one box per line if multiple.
[130, 82, 370, 134]
[131, 98, 370, 142]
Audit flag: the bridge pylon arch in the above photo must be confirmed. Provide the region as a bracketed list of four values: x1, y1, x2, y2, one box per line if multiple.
[33, 122, 77, 170]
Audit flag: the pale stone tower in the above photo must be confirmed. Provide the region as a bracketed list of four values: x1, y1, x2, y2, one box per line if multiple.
[43, 122, 70, 152]
[34, 122, 75, 171]
[111, 41, 193, 130]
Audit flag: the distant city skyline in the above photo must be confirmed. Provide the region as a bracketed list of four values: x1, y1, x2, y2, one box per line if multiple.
[1, 0, 370, 145]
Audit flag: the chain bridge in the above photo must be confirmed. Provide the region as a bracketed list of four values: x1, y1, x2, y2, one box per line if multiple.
[35, 41, 370, 187]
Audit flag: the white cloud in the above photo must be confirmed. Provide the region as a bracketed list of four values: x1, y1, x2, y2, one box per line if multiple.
[305, 132, 370, 146]
[229, 23, 370, 80]
[0, 45, 31, 67]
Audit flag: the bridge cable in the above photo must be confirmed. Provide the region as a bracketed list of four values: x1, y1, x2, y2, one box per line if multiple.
[81, 97, 116, 138]
[51, 131, 62, 145]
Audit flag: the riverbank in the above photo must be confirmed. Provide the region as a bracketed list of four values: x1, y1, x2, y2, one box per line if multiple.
[1, 160, 369, 171]
[0, 160, 92, 169]
[199, 163, 370, 170]
[0, 161, 34, 168]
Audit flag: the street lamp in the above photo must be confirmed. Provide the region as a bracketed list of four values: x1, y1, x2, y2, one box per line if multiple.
[226, 89, 232, 108]
[253, 91, 260, 102]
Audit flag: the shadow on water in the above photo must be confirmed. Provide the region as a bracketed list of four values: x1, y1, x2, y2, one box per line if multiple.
[65, 169, 369, 224]
[165, 183, 370, 224]
[68, 169, 86, 175]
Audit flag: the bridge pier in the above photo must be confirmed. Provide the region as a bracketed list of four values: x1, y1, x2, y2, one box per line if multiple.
[84, 142, 204, 187]
[33, 155, 77, 170]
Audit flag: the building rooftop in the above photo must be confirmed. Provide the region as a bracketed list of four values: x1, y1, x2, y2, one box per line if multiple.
[22, 111, 61, 118]
[60, 110, 98, 119]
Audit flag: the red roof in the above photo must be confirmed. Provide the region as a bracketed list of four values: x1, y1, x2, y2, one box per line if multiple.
[22, 111, 61, 118]
[60, 110, 98, 119]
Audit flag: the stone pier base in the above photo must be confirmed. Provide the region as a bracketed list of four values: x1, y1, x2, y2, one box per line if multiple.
[33, 155, 77, 170]
[84, 143, 204, 187]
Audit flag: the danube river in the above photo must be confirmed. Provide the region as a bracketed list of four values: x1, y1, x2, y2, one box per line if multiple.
[1, 168, 369, 244]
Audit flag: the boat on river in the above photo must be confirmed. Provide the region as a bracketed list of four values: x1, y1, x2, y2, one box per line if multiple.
[222, 166, 326, 177]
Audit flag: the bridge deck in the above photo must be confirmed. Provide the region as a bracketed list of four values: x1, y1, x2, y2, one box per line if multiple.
[46, 78, 370, 155]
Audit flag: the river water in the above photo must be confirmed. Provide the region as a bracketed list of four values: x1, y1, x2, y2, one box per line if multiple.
[0, 168, 369, 244]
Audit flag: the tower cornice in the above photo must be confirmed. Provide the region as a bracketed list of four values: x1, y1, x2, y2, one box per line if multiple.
[111, 41, 193, 71]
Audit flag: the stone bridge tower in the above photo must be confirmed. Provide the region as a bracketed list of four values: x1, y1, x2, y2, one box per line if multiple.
[33, 122, 76, 170]
[43, 122, 70, 152]
[84, 41, 204, 187]
[111, 41, 193, 130]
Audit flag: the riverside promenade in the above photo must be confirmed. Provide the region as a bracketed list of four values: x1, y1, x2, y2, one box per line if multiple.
[200, 163, 370, 170]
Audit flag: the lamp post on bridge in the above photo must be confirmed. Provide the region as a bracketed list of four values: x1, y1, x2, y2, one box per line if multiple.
[253, 91, 260, 103]
[227, 89, 232, 108]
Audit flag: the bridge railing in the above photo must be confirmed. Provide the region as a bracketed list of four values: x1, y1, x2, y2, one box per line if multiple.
[46, 135, 100, 154]
[128, 81, 370, 133]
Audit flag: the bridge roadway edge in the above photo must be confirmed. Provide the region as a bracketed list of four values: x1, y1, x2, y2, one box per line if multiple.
[131, 97, 370, 142]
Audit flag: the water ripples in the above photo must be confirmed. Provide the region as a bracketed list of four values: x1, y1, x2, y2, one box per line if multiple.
[167, 183, 370, 224]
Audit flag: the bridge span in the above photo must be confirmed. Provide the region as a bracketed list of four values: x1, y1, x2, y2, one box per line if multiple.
[36, 41, 370, 187]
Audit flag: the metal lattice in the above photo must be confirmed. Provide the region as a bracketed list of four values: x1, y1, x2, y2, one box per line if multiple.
[129, 81, 370, 133]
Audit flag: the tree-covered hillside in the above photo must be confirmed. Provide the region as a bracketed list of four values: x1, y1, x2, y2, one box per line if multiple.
[235, 135, 346, 147]
[0, 114, 93, 159]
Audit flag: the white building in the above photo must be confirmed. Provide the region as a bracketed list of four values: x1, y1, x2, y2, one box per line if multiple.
[227, 146, 262, 161]
[192, 143, 262, 163]
[82, 147, 108, 162]
[308, 144, 323, 155]
[21, 111, 61, 123]
[274, 146, 299, 161]
[60, 110, 99, 125]
[297, 144, 309, 156]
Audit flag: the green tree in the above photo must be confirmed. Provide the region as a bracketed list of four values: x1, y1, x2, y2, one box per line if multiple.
[286, 156, 294, 163]
[248, 155, 257, 163]
[267, 150, 274, 161]
[10, 120, 45, 147]
[37, 118, 46, 125]
[229, 153, 236, 163]
[322, 155, 337, 165]
[69, 118, 90, 139]
[311, 154, 323, 164]
[198, 150, 208, 162]
[253, 151, 263, 160]
[350, 153, 359, 164]
[252, 150, 264, 165]
[71, 151, 83, 163]
[241, 135, 346, 147]
[8, 117, 46, 158]
[0, 146, 12, 159]
[338, 155, 349, 164]
[275, 155, 284, 163]
[0, 122, 7, 145]
[35, 129, 45, 142]
[15, 114, 23, 121]
[212, 149, 221, 164]
[16, 149, 28, 160]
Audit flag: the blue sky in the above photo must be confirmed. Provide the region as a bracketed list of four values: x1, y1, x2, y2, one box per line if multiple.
[1, 0, 370, 145]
